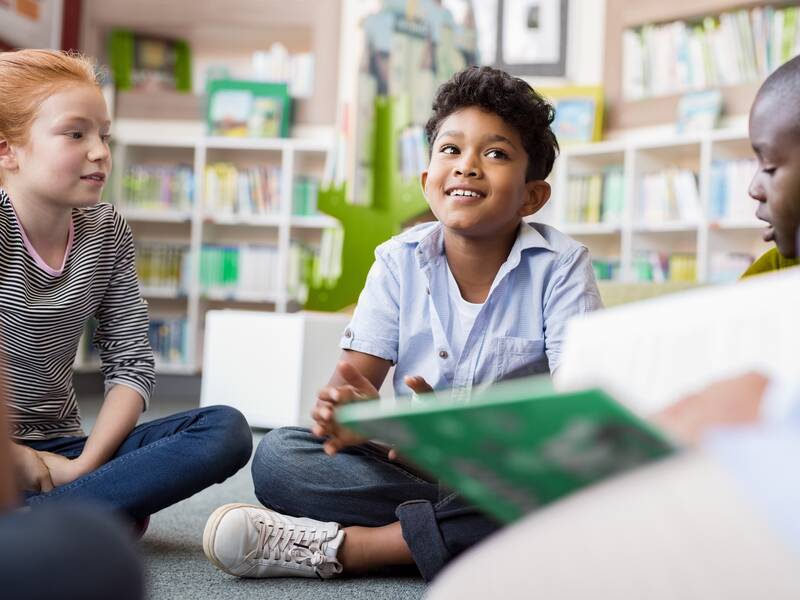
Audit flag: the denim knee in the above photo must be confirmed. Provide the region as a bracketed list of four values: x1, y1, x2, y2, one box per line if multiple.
[252, 427, 315, 509]
[201, 405, 253, 474]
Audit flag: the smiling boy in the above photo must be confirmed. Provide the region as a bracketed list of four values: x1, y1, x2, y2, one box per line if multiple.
[204, 66, 603, 582]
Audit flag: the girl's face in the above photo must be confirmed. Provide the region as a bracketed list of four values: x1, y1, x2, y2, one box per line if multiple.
[3, 84, 111, 210]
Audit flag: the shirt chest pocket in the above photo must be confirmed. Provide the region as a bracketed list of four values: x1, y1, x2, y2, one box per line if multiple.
[495, 336, 548, 382]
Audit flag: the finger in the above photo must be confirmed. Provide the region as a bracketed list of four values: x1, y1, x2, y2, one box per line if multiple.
[388, 448, 398, 461]
[336, 362, 377, 397]
[404, 375, 434, 395]
[39, 470, 54, 493]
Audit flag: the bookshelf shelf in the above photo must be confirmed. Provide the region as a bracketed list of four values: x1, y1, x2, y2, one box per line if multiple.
[120, 209, 193, 223]
[561, 224, 622, 236]
[201, 290, 284, 304]
[548, 127, 769, 284]
[290, 215, 340, 229]
[140, 286, 186, 300]
[203, 213, 283, 227]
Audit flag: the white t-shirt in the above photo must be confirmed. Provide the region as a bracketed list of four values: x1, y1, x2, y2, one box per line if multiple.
[446, 261, 484, 355]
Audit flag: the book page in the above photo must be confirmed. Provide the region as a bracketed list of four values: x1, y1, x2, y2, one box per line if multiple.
[555, 270, 800, 414]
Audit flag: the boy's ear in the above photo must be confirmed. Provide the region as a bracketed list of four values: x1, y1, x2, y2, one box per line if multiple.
[0, 140, 18, 172]
[519, 179, 551, 217]
[420, 169, 428, 192]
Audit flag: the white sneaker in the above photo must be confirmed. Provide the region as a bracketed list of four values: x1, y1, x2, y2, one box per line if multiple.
[203, 503, 344, 579]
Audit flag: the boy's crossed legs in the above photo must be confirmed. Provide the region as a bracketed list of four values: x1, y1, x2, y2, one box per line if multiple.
[204, 426, 499, 581]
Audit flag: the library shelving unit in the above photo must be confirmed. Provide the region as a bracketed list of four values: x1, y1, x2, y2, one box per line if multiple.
[544, 126, 769, 284]
[73, 124, 338, 374]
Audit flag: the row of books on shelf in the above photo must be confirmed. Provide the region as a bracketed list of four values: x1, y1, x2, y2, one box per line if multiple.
[593, 252, 755, 283]
[120, 164, 194, 212]
[293, 176, 320, 216]
[205, 163, 282, 216]
[623, 5, 800, 99]
[135, 242, 190, 294]
[633, 252, 697, 282]
[564, 168, 624, 224]
[82, 317, 189, 367]
[710, 158, 758, 221]
[199, 243, 321, 299]
[637, 169, 700, 224]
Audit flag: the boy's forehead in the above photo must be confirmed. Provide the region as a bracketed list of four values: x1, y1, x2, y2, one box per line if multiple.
[437, 108, 520, 142]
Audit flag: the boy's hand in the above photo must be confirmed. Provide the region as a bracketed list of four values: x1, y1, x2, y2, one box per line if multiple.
[312, 362, 380, 455]
[11, 443, 54, 493]
[37, 452, 89, 488]
[654, 372, 768, 445]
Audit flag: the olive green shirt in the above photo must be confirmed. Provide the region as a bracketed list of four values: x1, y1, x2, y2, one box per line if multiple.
[741, 248, 800, 279]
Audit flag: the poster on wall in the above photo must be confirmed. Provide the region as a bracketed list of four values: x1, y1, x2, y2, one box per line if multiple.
[0, 0, 63, 49]
[480, 0, 568, 77]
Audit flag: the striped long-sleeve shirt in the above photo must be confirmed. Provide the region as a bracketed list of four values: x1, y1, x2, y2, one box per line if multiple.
[0, 189, 155, 441]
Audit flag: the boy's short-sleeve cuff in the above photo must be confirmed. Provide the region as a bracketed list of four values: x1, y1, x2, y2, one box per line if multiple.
[339, 327, 397, 364]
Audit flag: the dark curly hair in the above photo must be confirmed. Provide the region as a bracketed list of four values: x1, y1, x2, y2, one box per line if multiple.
[424, 66, 559, 181]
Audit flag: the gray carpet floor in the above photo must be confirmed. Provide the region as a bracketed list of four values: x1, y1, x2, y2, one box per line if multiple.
[78, 388, 427, 600]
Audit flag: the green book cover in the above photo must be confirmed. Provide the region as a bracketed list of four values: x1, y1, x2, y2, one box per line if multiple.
[338, 376, 676, 523]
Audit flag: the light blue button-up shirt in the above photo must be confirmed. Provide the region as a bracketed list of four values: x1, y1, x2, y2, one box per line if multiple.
[340, 221, 603, 399]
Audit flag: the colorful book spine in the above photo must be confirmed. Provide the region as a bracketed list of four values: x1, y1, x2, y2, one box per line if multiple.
[709, 158, 758, 220]
[565, 167, 624, 225]
[135, 242, 190, 294]
[633, 252, 697, 282]
[637, 169, 700, 225]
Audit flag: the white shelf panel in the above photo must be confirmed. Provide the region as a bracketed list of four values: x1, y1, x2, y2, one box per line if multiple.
[561, 223, 622, 236]
[708, 219, 764, 231]
[121, 209, 193, 223]
[633, 222, 700, 233]
[140, 286, 186, 300]
[202, 290, 284, 304]
[203, 213, 283, 227]
[290, 215, 340, 229]
[204, 137, 330, 153]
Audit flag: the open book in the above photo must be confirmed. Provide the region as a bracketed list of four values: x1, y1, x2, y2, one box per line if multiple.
[337, 376, 675, 524]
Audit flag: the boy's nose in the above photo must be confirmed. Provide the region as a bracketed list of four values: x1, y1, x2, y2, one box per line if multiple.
[747, 174, 766, 202]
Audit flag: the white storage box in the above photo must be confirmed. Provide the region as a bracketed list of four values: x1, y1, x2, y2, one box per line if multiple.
[200, 310, 352, 428]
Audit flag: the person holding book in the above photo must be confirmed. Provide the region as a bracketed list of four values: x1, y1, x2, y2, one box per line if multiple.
[424, 56, 800, 600]
[203, 65, 603, 581]
[0, 49, 252, 526]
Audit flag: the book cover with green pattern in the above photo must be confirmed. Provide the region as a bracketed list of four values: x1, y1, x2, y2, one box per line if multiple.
[338, 376, 676, 523]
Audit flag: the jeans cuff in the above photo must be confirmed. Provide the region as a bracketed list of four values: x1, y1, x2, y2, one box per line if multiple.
[396, 499, 450, 582]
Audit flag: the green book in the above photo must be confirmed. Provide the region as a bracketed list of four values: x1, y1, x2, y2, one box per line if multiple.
[338, 376, 676, 523]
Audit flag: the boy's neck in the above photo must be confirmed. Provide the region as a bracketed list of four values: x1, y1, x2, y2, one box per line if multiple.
[4, 186, 72, 269]
[443, 223, 519, 304]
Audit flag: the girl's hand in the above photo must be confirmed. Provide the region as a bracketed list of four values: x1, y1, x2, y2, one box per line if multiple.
[11, 443, 54, 493]
[37, 452, 89, 488]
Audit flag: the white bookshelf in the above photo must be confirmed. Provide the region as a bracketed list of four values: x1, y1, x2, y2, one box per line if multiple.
[545, 126, 769, 284]
[74, 124, 337, 374]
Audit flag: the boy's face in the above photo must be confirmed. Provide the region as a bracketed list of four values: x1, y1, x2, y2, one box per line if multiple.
[421, 107, 549, 239]
[0, 84, 111, 210]
[748, 93, 800, 258]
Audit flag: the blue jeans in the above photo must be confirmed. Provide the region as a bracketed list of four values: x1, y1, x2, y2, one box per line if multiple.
[24, 405, 253, 520]
[252, 427, 500, 581]
[0, 505, 143, 600]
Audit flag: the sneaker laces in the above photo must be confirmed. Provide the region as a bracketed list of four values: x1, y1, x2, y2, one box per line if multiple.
[253, 519, 342, 576]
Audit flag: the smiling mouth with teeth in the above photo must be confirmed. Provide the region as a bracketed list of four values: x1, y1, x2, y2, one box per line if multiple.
[447, 189, 485, 198]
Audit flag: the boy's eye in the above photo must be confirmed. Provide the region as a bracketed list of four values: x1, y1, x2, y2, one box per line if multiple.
[440, 145, 459, 155]
[101, 134, 112, 144]
[762, 167, 777, 175]
[67, 131, 83, 140]
[486, 149, 508, 159]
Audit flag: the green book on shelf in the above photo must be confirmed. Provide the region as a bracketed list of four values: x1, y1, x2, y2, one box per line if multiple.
[337, 376, 676, 524]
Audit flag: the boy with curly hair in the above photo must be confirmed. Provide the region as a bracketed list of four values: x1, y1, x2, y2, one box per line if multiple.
[203, 66, 603, 582]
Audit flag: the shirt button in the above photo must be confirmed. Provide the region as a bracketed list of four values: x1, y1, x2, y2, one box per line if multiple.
[344, 328, 352, 338]
[438, 350, 448, 359]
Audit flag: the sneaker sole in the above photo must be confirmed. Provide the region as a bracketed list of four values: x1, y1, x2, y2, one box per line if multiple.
[203, 502, 265, 575]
